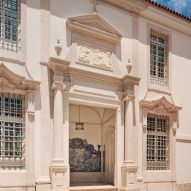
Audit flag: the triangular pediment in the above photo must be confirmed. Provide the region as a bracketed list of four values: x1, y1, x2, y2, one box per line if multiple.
[0, 64, 40, 91]
[67, 13, 122, 43]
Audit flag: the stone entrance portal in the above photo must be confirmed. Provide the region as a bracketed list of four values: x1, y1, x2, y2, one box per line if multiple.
[69, 104, 115, 186]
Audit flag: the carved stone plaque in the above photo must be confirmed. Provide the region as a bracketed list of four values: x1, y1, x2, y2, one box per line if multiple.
[77, 43, 112, 70]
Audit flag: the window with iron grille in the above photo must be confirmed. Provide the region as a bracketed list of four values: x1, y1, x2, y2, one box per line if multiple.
[150, 29, 168, 86]
[0, 93, 25, 169]
[147, 114, 169, 170]
[0, 0, 21, 51]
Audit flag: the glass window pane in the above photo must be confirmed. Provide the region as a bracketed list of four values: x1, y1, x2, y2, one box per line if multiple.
[147, 114, 169, 170]
[0, 93, 25, 169]
[150, 29, 168, 86]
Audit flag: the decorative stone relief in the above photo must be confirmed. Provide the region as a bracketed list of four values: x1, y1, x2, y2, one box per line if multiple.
[77, 43, 112, 70]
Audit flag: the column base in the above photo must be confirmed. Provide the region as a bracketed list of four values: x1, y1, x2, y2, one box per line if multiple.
[49, 159, 69, 191]
[36, 176, 51, 191]
[120, 161, 144, 191]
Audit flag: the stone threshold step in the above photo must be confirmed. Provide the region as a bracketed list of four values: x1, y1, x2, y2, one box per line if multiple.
[70, 185, 117, 191]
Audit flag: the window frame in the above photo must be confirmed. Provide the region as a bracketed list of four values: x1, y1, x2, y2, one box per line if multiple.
[0, 0, 21, 51]
[0, 92, 26, 170]
[147, 24, 172, 93]
[150, 29, 168, 86]
[142, 108, 176, 182]
[146, 113, 170, 171]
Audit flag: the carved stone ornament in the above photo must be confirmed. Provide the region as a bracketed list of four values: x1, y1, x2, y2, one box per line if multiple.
[126, 59, 132, 74]
[52, 81, 66, 91]
[28, 111, 35, 121]
[55, 39, 62, 56]
[77, 43, 112, 70]
[140, 96, 181, 113]
[0, 77, 16, 91]
[0, 64, 40, 91]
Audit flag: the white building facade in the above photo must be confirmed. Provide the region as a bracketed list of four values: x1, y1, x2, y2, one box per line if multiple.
[0, 0, 191, 191]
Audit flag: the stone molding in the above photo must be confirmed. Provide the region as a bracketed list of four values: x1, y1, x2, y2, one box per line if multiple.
[0, 56, 25, 66]
[67, 13, 122, 44]
[140, 96, 181, 134]
[0, 64, 40, 92]
[49, 160, 69, 190]
[121, 161, 143, 191]
[49, 57, 140, 91]
[0, 77, 16, 91]
[140, 96, 181, 113]
[49, 57, 70, 72]
[100, 0, 148, 14]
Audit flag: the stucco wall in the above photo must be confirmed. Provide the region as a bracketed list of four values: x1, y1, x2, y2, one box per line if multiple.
[1, 0, 191, 190]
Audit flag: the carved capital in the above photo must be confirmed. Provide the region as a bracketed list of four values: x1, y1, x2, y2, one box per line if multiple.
[123, 94, 135, 102]
[52, 81, 66, 91]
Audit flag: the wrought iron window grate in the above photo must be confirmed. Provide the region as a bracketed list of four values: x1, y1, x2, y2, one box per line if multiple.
[0, 0, 21, 52]
[0, 93, 25, 169]
[147, 114, 169, 170]
[150, 29, 168, 86]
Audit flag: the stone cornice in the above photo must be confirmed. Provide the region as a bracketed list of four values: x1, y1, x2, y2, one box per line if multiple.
[100, 0, 148, 14]
[0, 64, 40, 91]
[70, 67, 140, 87]
[48, 57, 140, 87]
[67, 13, 122, 44]
[49, 57, 70, 72]
[0, 56, 25, 66]
[100, 0, 191, 37]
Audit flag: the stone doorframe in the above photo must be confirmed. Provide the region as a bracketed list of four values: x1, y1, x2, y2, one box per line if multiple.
[48, 57, 142, 191]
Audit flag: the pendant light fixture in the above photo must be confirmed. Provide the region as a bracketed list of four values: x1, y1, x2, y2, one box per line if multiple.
[75, 105, 84, 130]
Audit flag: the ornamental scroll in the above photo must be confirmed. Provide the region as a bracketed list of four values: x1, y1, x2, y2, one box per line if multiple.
[77, 43, 112, 70]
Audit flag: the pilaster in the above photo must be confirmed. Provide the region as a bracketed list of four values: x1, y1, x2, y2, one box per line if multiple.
[49, 58, 70, 191]
[120, 84, 143, 191]
[26, 90, 36, 185]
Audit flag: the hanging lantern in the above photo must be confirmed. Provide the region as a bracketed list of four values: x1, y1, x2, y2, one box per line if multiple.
[75, 105, 84, 130]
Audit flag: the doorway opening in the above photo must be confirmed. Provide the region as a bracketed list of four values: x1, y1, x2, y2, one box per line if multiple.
[69, 104, 115, 186]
